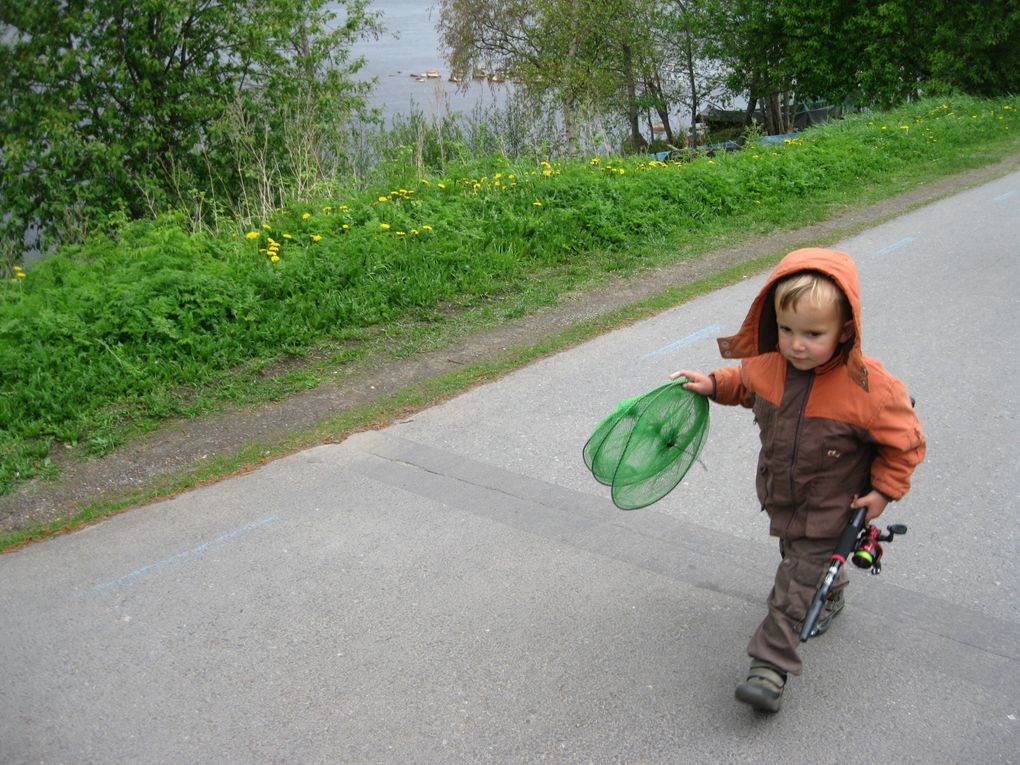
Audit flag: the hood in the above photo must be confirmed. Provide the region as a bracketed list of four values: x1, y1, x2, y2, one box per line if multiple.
[717, 247, 869, 390]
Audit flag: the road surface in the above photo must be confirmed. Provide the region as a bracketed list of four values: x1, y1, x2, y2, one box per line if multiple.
[2, 171, 1018, 764]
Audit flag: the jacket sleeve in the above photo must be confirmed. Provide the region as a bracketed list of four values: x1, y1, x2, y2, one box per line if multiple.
[711, 365, 756, 408]
[868, 379, 926, 500]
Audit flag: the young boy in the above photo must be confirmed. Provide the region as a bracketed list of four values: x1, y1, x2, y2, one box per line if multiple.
[671, 247, 925, 712]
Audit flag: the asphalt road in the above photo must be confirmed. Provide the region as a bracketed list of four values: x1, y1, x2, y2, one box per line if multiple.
[2, 171, 1018, 764]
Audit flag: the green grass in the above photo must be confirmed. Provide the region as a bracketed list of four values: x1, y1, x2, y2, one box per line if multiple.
[2, 95, 1019, 502]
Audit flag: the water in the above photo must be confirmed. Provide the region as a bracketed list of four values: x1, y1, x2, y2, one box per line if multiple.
[346, 0, 511, 125]
[344, 1, 738, 134]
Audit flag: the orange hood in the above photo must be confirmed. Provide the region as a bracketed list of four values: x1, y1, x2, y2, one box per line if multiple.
[716, 248, 870, 390]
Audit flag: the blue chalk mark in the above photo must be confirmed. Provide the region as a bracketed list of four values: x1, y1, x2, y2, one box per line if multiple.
[642, 323, 722, 359]
[93, 516, 279, 592]
[993, 190, 1017, 201]
[875, 237, 914, 256]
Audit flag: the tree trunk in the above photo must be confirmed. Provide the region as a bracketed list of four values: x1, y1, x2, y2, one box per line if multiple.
[684, 29, 699, 148]
[562, 95, 578, 156]
[653, 99, 673, 146]
[622, 43, 644, 152]
[743, 77, 760, 129]
[645, 72, 674, 146]
[765, 92, 782, 135]
[562, 36, 580, 153]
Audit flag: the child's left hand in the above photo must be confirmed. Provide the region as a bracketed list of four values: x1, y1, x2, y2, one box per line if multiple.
[851, 491, 889, 523]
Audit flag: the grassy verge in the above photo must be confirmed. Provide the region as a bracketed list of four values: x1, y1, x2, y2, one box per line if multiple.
[2, 95, 1018, 505]
[0, 249, 789, 551]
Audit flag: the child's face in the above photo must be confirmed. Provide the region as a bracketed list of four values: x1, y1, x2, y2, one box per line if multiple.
[775, 299, 853, 371]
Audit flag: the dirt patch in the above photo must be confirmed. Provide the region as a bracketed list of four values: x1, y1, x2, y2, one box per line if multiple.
[4, 154, 1019, 536]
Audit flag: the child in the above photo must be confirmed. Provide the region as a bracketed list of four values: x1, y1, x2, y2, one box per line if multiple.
[671, 247, 925, 713]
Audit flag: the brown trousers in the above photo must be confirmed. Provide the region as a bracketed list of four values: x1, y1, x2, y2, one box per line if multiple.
[746, 536, 848, 675]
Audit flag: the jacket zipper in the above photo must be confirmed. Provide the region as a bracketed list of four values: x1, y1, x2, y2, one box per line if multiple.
[788, 373, 814, 501]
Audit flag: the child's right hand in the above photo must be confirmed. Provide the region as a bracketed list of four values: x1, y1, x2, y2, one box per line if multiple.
[670, 369, 715, 397]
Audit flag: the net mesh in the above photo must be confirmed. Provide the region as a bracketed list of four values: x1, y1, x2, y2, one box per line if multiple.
[583, 380, 710, 510]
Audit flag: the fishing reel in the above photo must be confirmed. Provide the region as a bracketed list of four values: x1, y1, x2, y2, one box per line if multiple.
[851, 522, 907, 574]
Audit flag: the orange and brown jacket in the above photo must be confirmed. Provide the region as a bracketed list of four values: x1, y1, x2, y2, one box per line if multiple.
[710, 248, 926, 539]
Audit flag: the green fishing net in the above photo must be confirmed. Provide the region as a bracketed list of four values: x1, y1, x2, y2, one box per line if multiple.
[584, 379, 710, 510]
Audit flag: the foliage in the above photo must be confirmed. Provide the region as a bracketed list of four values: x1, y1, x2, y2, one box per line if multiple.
[1, 95, 1017, 494]
[436, 0, 681, 151]
[655, 0, 726, 146]
[705, 0, 801, 134]
[712, 0, 1020, 122]
[0, 0, 380, 269]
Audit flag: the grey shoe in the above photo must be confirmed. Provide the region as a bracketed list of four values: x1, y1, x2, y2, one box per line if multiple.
[735, 659, 787, 712]
[810, 588, 846, 637]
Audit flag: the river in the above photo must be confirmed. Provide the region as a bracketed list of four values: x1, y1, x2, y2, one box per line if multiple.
[345, 1, 737, 134]
[346, 0, 511, 125]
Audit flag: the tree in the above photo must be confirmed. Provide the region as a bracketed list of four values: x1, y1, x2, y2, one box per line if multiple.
[437, 0, 675, 153]
[655, 0, 725, 147]
[706, 0, 802, 135]
[721, 0, 1020, 117]
[0, 0, 380, 266]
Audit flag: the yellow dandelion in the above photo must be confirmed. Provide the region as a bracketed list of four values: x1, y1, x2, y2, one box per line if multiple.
[437, 183, 446, 189]
[339, 204, 349, 210]
[270, 254, 280, 263]
[378, 196, 389, 202]
[302, 212, 311, 220]
[532, 201, 543, 207]
[420, 178, 430, 186]
[379, 223, 390, 230]
[262, 224, 272, 230]
[540, 161, 551, 168]
[342, 224, 350, 231]
[16, 271, 26, 279]
[282, 233, 293, 240]
[322, 205, 333, 212]
[411, 229, 420, 235]
[422, 224, 433, 231]
[396, 231, 406, 237]
[245, 231, 260, 239]
[310, 234, 322, 242]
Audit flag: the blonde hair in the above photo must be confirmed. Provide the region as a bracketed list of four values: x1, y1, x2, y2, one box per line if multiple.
[774, 272, 851, 323]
